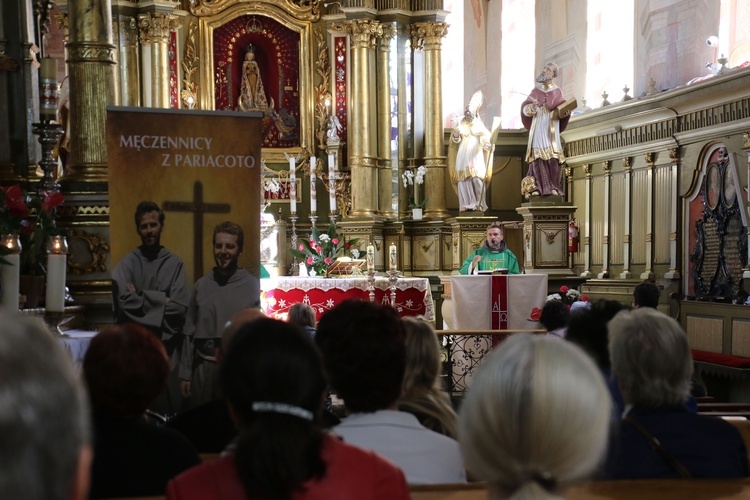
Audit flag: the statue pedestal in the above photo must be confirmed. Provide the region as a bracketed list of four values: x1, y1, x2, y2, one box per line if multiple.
[516, 200, 576, 275]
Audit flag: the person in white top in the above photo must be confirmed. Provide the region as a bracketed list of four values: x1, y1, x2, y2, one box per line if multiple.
[315, 300, 466, 485]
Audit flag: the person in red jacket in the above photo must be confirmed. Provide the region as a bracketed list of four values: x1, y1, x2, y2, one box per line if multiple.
[167, 318, 409, 500]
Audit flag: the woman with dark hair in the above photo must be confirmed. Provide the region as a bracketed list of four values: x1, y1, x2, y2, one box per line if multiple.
[167, 317, 409, 499]
[84, 323, 200, 498]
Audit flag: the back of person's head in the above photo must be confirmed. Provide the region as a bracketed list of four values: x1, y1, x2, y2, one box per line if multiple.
[221, 317, 327, 499]
[539, 300, 570, 331]
[459, 334, 611, 499]
[315, 299, 405, 412]
[288, 302, 316, 329]
[0, 314, 91, 500]
[608, 308, 691, 408]
[633, 281, 660, 308]
[83, 323, 169, 417]
[565, 299, 628, 371]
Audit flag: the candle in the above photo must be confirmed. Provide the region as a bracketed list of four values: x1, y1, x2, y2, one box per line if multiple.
[0, 234, 21, 311]
[389, 243, 398, 271]
[39, 57, 58, 120]
[328, 153, 336, 213]
[289, 156, 297, 213]
[45, 236, 68, 313]
[310, 156, 317, 213]
[366, 244, 375, 271]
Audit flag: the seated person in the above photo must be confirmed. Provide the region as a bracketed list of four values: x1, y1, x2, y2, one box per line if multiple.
[167, 318, 409, 499]
[167, 308, 265, 453]
[539, 299, 569, 338]
[398, 316, 458, 438]
[605, 308, 748, 479]
[459, 334, 611, 498]
[84, 323, 201, 498]
[459, 222, 520, 274]
[288, 302, 317, 337]
[316, 300, 466, 484]
[0, 314, 92, 500]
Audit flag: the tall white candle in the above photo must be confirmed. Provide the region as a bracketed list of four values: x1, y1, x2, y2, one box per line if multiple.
[328, 153, 336, 213]
[366, 244, 375, 271]
[310, 156, 317, 213]
[46, 236, 67, 313]
[389, 243, 398, 271]
[289, 157, 297, 213]
[0, 254, 20, 311]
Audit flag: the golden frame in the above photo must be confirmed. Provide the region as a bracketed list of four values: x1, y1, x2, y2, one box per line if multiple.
[198, 3, 315, 163]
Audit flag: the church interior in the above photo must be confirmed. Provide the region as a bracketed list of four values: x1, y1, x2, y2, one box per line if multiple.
[2, 1, 750, 391]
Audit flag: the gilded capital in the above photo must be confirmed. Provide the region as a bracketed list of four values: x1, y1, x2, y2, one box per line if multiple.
[583, 164, 591, 177]
[410, 22, 449, 51]
[669, 147, 680, 161]
[346, 19, 382, 49]
[138, 13, 177, 45]
[743, 131, 750, 149]
[118, 17, 139, 48]
[603, 160, 611, 175]
[645, 151, 655, 166]
[622, 156, 632, 172]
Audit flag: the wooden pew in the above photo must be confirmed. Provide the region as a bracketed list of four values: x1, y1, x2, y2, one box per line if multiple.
[410, 479, 750, 499]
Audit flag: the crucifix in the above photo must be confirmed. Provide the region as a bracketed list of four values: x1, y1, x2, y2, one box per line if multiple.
[163, 181, 230, 279]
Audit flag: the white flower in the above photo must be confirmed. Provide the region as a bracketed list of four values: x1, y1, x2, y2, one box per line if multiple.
[263, 178, 281, 194]
[319, 234, 331, 242]
[415, 165, 427, 185]
[566, 289, 581, 300]
[351, 248, 360, 258]
[402, 170, 414, 188]
[546, 293, 562, 302]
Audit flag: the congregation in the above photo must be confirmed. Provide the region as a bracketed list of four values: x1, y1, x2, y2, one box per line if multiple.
[2, 280, 750, 499]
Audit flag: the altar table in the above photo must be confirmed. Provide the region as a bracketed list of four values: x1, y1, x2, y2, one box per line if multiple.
[450, 274, 548, 330]
[261, 277, 434, 321]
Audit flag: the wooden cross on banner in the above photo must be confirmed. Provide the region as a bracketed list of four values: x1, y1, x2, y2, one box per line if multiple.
[163, 181, 231, 279]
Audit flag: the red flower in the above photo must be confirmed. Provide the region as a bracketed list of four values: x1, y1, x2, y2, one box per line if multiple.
[315, 245, 322, 253]
[324, 257, 332, 264]
[529, 307, 542, 321]
[1, 185, 29, 218]
[41, 191, 64, 213]
[306, 257, 314, 265]
[332, 238, 339, 245]
[344, 242, 351, 249]
[298, 244, 304, 251]
[581, 295, 589, 302]
[560, 285, 569, 293]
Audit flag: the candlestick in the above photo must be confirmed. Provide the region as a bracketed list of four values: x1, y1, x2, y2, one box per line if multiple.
[289, 215, 299, 276]
[366, 243, 375, 272]
[0, 234, 21, 311]
[289, 157, 297, 213]
[310, 156, 317, 213]
[328, 153, 336, 213]
[389, 242, 398, 271]
[366, 270, 376, 303]
[39, 57, 58, 121]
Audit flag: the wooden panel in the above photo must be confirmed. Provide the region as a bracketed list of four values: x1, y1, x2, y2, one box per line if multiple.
[686, 316, 724, 353]
[654, 164, 671, 264]
[591, 176, 605, 266]
[610, 172, 625, 265]
[732, 319, 750, 357]
[631, 168, 648, 264]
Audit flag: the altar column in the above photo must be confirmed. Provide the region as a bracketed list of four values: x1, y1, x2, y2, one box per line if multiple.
[138, 13, 176, 109]
[620, 157, 633, 278]
[581, 164, 593, 277]
[598, 161, 611, 278]
[743, 133, 750, 280]
[665, 148, 681, 280]
[116, 16, 140, 107]
[64, 0, 117, 182]
[347, 19, 380, 218]
[641, 152, 655, 280]
[376, 24, 396, 219]
[413, 21, 450, 219]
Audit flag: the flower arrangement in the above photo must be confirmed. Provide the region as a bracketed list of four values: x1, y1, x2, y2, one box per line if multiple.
[402, 165, 427, 209]
[0, 184, 65, 274]
[546, 285, 589, 308]
[290, 222, 361, 277]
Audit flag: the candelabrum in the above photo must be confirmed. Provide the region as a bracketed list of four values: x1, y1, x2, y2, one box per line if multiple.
[366, 270, 376, 303]
[386, 270, 400, 308]
[32, 121, 63, 193]
[289, 214, 299, 276]
[309, 212, 318, 228]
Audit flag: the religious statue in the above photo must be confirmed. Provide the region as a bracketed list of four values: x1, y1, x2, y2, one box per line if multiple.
[237, 46, 269, 112]
[448, 91, 497, 212]
[520, 62, 574, 197]
[326, 113, 342, 143]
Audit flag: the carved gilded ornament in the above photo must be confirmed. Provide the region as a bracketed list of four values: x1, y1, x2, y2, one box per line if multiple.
[622, 156, 632, 172]
[346, 19, 383, 48]
[669, 147, 680, 161]
[118, 17, 140, 47]
[409, 22, 448, 51]
[67, 230, 110, 275]
[645, 152, 655, 166]
[583, 164, 591, 176]
[66, 43, 117, 64]
[603, 161, 611, 175]
[349, 155, 379, 168]
[743, 132, 750, 149]
[181, 20, 199, 109]
[139, 13, 178, 44]
[313, 27, 331, 149]
[190, 0, 322, 19]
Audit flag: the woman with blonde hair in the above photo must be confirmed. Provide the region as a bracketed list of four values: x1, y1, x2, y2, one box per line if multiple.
[398, 316, 458, 438]
[459, 334, 611, 499]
